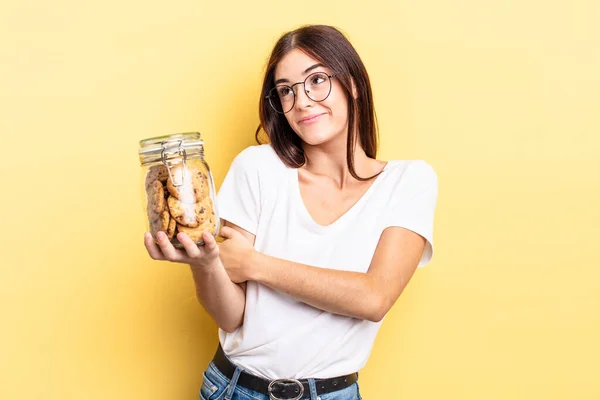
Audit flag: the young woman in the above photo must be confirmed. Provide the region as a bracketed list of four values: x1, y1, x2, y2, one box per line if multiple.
[145, 24, 438, 400]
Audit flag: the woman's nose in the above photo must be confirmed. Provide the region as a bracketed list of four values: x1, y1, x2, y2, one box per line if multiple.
[294, 84, 313, 109]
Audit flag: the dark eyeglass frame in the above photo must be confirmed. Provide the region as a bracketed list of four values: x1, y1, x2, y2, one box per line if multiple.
[265, 72, 337, 114]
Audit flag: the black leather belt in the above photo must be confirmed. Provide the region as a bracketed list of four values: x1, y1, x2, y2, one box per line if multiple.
[212, 345, 358, 400]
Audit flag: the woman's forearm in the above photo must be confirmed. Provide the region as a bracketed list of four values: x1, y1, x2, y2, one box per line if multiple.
[247, 252, 386, 322]
[190, 261, 245, 333]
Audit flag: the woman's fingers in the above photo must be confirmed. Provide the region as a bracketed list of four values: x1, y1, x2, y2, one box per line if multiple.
[155, 231, 184, 262]
[218, 226, 234, 240]
[177, 232, 202, 258]
[203, 231, 218, 252]
[144, 232, 165, 260]
[145, 231, 218, 265]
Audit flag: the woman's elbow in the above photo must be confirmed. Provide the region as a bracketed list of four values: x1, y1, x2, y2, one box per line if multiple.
[218, 313, 244, 333]
[363, 293, 391, 323]
[219, 321, 242, 334]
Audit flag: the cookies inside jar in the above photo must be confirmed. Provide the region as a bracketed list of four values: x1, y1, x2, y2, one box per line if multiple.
[145, 163, 217, 246]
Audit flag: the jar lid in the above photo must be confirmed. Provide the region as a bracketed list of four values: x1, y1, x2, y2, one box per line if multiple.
[139, 132, 204, 164]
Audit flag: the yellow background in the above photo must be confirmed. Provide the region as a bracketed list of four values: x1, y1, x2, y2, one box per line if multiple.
[1, 0, 599, 399]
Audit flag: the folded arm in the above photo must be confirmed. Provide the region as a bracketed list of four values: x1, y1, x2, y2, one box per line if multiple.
[219, 225, 426, 322]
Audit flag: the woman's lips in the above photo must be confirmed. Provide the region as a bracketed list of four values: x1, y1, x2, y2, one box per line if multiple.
[298, 113, 325, 124]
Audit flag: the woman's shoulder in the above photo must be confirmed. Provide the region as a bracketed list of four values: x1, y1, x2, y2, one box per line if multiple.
[232, 143, 282, 167]
[382, 159, 438, 191]
[229, 144, 288, 179]
[385, 159, 436, 178]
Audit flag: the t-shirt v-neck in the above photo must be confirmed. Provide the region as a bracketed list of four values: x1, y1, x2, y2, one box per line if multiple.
[292, 161, 396, 234]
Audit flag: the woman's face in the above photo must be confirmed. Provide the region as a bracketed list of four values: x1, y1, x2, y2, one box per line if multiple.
[273, 49, 349, 147]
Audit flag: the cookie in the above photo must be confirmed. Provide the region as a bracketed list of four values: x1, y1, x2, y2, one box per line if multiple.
[202, 212, 217, 235]
[195, 196, 215, 225]
[149, 217, 161, 236]
[177, 215, 217, 243]
[176, 224, 203, 242]
[145, 165, 169, 188]
[148, 206, 171, 236]
[167, 195, 201, 228]
[166, 164, 208, 203]
[166, 215, 177, 239]
[146, 180, 166, 221]
[160, 208, 170, 231]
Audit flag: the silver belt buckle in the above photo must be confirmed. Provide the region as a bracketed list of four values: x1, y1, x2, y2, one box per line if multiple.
[268, 378, 304, 400]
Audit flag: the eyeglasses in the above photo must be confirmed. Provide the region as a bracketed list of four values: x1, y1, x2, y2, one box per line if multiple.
[266, 72, 336, 114]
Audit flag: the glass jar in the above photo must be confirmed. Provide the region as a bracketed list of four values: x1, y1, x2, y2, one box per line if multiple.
[138, 132, 220, 248]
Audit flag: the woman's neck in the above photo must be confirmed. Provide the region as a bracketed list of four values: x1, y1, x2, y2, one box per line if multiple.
[301, 136, 380, 189]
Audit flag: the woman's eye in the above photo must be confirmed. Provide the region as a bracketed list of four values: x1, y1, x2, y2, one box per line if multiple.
[311, 74, 326, 85]
[278, 87, 292, 97]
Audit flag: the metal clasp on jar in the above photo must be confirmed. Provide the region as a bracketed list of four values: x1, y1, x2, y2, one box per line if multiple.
[160, 140, 187, 187]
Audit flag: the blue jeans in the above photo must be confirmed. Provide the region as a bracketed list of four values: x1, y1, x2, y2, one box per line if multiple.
[200, 362, 363, 400]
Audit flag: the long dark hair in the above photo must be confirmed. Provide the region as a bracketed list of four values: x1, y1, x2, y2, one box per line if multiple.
[255, 25, 379, 181]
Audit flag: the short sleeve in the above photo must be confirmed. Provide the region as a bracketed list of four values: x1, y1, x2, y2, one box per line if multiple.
[385, 161, 439, 268]
[217, 148, 261, 235]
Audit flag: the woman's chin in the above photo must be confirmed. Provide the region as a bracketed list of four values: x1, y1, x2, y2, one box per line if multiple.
[298, 130, 345, 148]
[299, 135, 333, 147]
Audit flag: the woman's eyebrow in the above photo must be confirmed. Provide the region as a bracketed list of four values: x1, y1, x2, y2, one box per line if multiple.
[274, 63, 325, 85]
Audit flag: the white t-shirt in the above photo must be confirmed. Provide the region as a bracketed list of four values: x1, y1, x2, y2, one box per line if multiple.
[216, 144, 438, 380]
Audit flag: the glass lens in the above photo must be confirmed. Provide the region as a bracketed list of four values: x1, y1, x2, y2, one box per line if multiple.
[305, 72, 331, 102]
[267, 87, 284, 113]
[269, 85, 295, 113]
